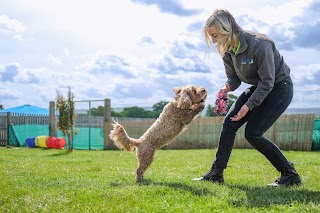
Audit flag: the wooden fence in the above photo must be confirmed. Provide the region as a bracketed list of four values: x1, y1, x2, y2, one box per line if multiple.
[0, 112, 50, 146]
[1, 109, 316, 151]
[9, 113, 49, 125]
[0, 113, 8, 146]
[0, 128, 7, 146]
[110, 114, 315, 151]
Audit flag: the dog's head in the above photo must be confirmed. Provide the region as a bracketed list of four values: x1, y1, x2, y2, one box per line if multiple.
[173, 85, 207, 109]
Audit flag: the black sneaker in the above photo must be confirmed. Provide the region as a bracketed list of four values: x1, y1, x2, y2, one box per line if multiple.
[268, 162, 301, 187]
[193, 170, 224, 183]
[267, 174, 301, 187]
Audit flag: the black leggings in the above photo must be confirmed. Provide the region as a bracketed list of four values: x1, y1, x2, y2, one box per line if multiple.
[214, 76, 293, 172]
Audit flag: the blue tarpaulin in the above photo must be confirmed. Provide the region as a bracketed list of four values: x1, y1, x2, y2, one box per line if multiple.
[0, 104, 50, 115]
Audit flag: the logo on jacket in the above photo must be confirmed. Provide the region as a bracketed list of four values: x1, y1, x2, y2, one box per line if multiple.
[241, 59, 253, 64]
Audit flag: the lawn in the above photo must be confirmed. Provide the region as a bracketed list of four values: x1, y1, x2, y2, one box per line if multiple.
[0, 147, 319, 212]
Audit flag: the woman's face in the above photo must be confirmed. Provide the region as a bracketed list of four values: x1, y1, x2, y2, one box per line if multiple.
[206, 26, 224, 44]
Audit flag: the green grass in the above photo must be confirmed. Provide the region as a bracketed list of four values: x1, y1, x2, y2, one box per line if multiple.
[0, 148, 319, 213]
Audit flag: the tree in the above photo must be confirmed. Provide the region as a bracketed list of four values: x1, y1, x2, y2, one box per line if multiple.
[144, 110, 160, 118]
[205, 104, 215, 117]
[90, 106, 104, 116]
[90, 101, 169, 118]
[152, 101, 169, 112]
[56, 86, 78, 153]
[86, 105, 124, 117]
[0, 104, 3, 110]
[111, 110, 124, 117]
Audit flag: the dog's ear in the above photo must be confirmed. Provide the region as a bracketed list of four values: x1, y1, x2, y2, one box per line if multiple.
[173, 87, 182, 95]
[192, 85, 197, 92]
[177, 90, 192, 109]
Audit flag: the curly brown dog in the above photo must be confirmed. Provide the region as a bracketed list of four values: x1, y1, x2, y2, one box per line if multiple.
[109, 84, 207, 182]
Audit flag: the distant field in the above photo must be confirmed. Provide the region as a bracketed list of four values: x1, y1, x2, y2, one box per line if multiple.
[0, 148, 319, 212]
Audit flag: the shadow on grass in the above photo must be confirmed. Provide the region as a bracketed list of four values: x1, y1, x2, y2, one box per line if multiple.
[151, 181, 320, 207]
[109, 179, 218, 197]
[146, 179, 220, 196]
[49, 151, 70, 156]
[109, 179, 320, 208]
[223, 183, 320, 208]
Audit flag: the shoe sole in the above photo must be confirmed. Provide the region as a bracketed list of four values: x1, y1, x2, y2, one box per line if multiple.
[267, 182, 301, 187]
[192, 177, 224, 183]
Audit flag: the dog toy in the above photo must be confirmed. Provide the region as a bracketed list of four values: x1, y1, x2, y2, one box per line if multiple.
[214, 92, 228, 116]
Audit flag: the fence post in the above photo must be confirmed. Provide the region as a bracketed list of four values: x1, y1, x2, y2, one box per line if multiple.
[6, 112, 11, 146]
[49, 101, 56, 137]
[103, 98, 114, 149]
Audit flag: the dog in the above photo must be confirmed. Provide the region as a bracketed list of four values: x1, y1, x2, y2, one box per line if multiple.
[109, 84, 207, 182]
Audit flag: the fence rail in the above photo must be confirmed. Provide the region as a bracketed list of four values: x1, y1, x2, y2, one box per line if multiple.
[9, 113, 49, 125]
[112, 114, 315, 151]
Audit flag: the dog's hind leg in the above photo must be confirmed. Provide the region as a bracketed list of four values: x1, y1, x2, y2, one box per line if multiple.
[135, 148, 156, 182]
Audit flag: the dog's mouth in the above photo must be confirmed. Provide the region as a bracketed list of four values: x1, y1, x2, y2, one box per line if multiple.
[199, 93, 207, 103]
[193, 98, 206, 105]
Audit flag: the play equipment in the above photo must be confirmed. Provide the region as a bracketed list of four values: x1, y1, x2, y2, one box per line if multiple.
[35, 136, 48, 148]
[25, 137, 36, 148]
[25, 136, 66, 149]
[46, 137, 66, 149]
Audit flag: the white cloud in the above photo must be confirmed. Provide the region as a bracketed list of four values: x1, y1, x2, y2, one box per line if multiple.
[291, 63, 320, 90]
[0, 0, 319, 110]
[0, 15, 27, 39]
[64, 48, 70, 57]
[48, 54, 63, 66]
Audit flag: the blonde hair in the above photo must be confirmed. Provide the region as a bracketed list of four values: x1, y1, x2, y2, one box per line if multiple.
[204, 9, 242, 57]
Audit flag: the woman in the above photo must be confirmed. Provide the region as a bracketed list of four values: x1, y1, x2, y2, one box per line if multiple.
[193, 9, 301, 187]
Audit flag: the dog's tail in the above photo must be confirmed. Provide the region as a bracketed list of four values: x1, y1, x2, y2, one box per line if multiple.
[109, 119, 140, 152]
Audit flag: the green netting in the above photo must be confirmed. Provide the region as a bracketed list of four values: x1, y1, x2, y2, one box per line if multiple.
[9, 124, 49, 146]
[312, 119, 320, 151]
[314, 119, 320, 130]
[8, 125, 21, 147]
[57, 127, 104, 150]
[9, 124, 104, 150]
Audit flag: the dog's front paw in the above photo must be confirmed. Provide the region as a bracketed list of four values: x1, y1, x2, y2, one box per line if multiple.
[192, 103, 205, 112]
[192, 103, 205, 111]
[198, 104, 205, 111]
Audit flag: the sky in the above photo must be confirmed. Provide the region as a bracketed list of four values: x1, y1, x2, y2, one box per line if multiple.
[0, 0, 320, 110]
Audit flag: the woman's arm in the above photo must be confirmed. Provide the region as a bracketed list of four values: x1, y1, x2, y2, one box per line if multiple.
[223, 53, 241, 91]
[245, 40, 276, 110]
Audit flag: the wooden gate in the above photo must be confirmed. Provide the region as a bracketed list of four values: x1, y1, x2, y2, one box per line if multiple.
[0, 112, 8, 146]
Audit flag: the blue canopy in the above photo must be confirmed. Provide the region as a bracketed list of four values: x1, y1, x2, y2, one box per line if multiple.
[0, 104, 50, 115]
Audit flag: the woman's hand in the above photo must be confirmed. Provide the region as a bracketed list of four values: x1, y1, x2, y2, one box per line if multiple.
[230, 104, 249, 121]
[219, 84, 230, 94]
